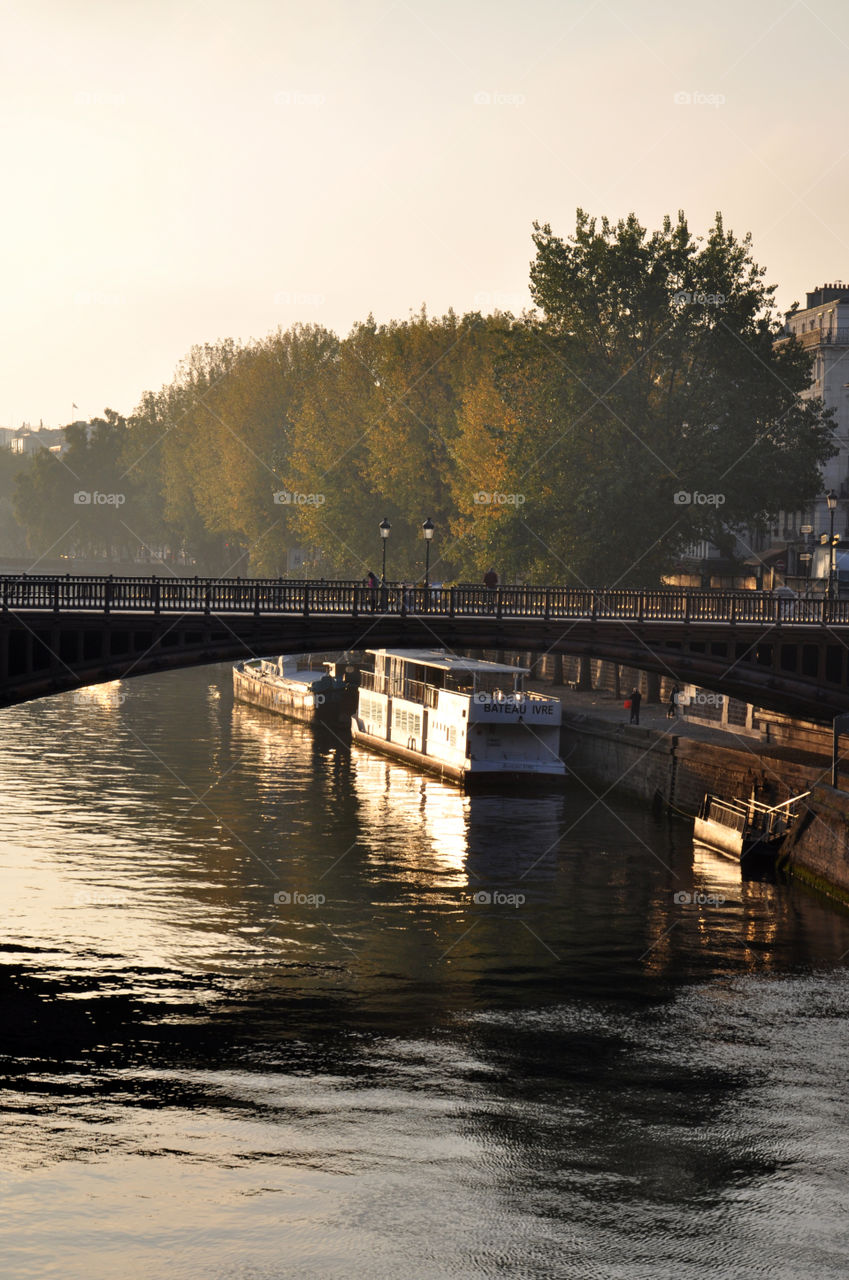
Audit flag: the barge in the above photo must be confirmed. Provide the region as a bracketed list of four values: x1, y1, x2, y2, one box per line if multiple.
[351, 648, 566, 790]
[233, 655, 359, 726]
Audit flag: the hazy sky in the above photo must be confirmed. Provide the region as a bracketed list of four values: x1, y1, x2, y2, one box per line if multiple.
[2, 0, 848, 426]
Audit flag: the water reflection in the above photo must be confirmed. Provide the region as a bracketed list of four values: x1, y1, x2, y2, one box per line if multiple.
[2, 665, 849, 1277]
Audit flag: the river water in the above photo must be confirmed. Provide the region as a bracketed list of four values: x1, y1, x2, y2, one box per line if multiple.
[1, 665, 848, 1279]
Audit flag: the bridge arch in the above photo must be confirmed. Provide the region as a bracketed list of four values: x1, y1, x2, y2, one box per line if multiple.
[1, 576, 848, 721]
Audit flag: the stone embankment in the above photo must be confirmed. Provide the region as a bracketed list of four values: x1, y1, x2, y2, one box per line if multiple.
[525, 680, 849, 906]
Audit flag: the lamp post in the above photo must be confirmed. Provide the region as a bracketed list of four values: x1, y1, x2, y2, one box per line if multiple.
[799, 524, 813, 594]
[827, 490, 838, 600]
[379, 517, 391, 583]
[422, 518, 434, 592]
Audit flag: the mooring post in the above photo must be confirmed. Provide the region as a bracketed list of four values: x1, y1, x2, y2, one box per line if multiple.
[831, 713, 849, 789]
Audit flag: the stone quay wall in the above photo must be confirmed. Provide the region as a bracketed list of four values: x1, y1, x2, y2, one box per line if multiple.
[559, 712, 849, 903]
[777, 784, 849, 905]
[559, 714, 822, 813]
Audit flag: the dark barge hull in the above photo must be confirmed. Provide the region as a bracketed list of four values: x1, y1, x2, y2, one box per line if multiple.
[233, 664, 356, 726]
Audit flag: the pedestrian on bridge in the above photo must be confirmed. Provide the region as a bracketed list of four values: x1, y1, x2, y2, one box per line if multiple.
[629, 688, 642, 725]
[483, 567, 498, 588]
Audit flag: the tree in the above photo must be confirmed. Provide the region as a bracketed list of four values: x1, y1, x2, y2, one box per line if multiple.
[14, 412, 150, 562]
[284, 311, 495, 580]
[450, 317, 561, 581]
[0, 449, 32, 558]
[525, 210, 835, 584]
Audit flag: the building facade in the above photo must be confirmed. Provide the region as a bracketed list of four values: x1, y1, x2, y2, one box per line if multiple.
[781, 283, 849, 532]
[673, 283, 849, 591]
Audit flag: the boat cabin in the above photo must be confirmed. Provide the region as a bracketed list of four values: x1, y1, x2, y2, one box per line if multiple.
[353, 649, 566, 786]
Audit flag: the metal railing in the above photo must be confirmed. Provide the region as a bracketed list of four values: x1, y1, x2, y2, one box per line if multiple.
[701, 790, 810, 839]
[2, 575, 849, 625]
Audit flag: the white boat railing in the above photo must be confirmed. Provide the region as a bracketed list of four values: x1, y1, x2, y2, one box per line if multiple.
[700, 790, 810, 839]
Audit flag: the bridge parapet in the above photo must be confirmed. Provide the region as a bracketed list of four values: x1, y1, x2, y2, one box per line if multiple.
[1, 575, 846, 627]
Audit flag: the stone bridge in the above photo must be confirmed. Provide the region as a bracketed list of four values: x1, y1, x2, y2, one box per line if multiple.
[1, 575, 848, 722]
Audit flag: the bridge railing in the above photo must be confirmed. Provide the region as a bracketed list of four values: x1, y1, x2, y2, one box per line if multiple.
[4, 575, 849, 625]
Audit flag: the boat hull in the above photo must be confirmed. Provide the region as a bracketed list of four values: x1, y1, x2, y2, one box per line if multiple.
[233, 664, 356, 726]
[351, 721, 567, 791]
[693, 816, 781, 862]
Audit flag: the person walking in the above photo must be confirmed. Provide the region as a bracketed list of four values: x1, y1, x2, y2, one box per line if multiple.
[483, 567, 498, 589]
[667, 683, 680, 719]
[629, 687, 642, 725]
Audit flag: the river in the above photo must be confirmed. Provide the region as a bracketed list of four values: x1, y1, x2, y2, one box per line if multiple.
[1, 664, 848, 1278]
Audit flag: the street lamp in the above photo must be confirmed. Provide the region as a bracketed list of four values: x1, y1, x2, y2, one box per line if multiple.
[379, 517, 391, 583]
[422, 518, 434, 590]
[827, 490, 838, 600]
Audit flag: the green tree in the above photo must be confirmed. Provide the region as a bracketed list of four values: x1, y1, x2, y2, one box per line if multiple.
[0, 449, 31, 558]
[524, 210, 834, 583]
[284, 310, 505, 580]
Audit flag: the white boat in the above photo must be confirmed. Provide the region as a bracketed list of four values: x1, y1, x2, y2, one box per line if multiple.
[233, 654, 359, 725]
[351, 648, 566, 789]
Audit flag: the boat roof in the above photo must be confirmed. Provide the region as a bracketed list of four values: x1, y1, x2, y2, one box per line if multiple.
[367, 648, 527, 675]
[246, 658, 329, 687]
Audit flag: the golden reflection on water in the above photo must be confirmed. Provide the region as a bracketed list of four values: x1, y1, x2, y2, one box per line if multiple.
[70, 678, 128, 711]
[351, 746, 470, 880]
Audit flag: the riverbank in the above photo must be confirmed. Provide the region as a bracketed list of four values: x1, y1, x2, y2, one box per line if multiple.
[525, 681, 849, 906]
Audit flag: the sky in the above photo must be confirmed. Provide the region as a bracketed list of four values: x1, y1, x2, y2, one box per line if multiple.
[2, 0, 848, 427]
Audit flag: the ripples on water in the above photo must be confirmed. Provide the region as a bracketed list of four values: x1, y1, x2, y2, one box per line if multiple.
[1, 666, 849, 1278]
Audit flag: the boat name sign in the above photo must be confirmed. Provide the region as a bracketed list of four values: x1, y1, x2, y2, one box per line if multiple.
[471, 693, 558, 722]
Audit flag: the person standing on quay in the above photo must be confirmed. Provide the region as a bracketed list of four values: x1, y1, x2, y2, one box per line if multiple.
[667, 684, 680, 719]
[629, 687, 642, 725]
